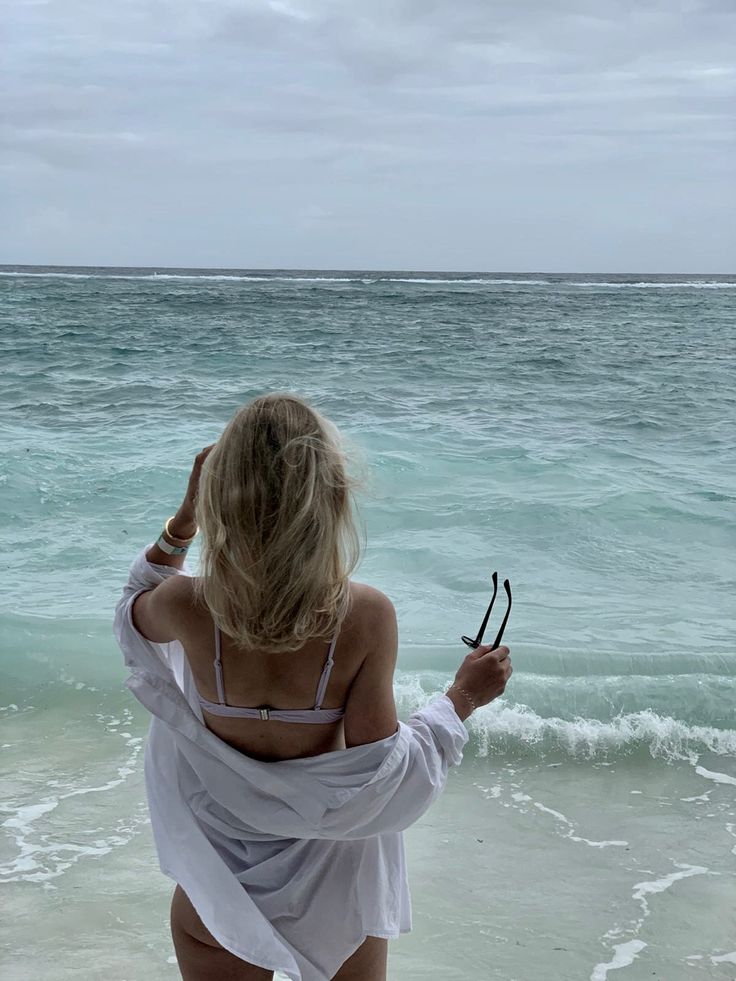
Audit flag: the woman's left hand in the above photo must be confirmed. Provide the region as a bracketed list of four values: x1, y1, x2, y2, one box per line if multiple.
[178, 444, 216, 522]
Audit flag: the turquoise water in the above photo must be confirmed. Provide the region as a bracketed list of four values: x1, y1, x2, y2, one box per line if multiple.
[1, 267, 735, 979]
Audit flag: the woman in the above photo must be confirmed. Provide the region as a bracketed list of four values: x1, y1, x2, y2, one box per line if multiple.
[114, 393, 512, 981]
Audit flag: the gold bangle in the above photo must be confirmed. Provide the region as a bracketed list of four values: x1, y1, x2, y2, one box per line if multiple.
[164, 515, 198, 546]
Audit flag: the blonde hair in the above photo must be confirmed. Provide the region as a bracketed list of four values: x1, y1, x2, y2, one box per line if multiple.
[193, 393, 370, 654]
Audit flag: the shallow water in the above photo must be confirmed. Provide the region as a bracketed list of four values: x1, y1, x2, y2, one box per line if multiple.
[1, 267, 735, 979]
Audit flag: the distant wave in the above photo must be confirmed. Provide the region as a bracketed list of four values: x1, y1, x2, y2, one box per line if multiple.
[0, 271, 282, 283]
[569, 281, 736, 289]
[381, 277, 550, 285]
[1, 270, 733, 288]
[0, 271, 548, 285]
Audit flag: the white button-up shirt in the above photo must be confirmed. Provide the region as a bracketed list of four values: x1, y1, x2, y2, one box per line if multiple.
[113, 547, 469, 981]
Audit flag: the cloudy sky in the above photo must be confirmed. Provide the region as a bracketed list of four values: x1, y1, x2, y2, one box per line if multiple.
[3, 0, 735, 271]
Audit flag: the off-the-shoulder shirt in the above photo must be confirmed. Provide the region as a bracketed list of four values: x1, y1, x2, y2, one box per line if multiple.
[113, 547, 470, 981]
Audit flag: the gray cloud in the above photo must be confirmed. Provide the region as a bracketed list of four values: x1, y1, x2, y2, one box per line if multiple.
[2, 0, 734, 270]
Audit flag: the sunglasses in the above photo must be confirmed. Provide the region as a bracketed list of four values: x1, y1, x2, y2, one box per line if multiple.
[461, 572, 512, 651]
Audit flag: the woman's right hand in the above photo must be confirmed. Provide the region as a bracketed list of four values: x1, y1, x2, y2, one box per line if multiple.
[449, 644, 512, 714]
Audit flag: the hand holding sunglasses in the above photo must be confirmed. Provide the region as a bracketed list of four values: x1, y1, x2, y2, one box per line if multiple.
[446, 572, 513, 721]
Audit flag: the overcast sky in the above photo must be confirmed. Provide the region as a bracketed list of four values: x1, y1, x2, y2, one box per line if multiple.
[3, 0, 735, 272]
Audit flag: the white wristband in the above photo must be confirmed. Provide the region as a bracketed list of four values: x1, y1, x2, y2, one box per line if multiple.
[156, 534, 190, 555]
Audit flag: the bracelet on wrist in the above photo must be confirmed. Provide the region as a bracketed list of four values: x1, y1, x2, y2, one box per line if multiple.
[448, 684, 477, 712]
[164, 515, 198, 545]
[155, 514, 199, 555]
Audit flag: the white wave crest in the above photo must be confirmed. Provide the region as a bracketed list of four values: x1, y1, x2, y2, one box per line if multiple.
[381, 277, 550, 285]
[570, 281, 736, 289]
[394, 677, 736, 760]
[473, 705, 736, 760]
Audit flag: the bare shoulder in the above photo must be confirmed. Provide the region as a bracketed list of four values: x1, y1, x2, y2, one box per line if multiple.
[350, 582, 397, 626]
[164, 574, 197, 600]
[350, 580, 394, 606]
[158, 574, 198, 616]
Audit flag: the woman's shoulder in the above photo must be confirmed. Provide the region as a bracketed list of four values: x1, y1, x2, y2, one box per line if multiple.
[352, 582, 395, 612]
[348, 581, 393, 609]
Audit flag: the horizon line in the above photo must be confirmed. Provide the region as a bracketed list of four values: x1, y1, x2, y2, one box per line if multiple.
[1, 263, 733, 277]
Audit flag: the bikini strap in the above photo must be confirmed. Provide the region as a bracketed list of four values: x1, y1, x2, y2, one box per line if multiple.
[213, 623, 226, 704]
[213, 623, 337, 710]
[314, 630, 338, 709]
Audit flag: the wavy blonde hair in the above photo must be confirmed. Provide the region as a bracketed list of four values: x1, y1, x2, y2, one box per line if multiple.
[192, 393, 370, 654]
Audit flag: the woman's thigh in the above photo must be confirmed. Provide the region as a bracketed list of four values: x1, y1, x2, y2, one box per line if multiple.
[331, 935, 388, 981]
[170, 884, 274, 981]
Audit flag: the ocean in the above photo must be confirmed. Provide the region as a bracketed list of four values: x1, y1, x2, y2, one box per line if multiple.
[1, 266, 734, 980]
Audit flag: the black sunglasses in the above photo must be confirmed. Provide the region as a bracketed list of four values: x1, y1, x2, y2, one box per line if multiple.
[461, 572, 512, 651]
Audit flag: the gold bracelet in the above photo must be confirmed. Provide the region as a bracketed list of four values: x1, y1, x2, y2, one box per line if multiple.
[448, 684, 477, 712]
[164, 515, 198, 546]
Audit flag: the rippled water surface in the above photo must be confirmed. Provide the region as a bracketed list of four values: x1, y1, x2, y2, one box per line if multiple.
[1, 267, 734, 979]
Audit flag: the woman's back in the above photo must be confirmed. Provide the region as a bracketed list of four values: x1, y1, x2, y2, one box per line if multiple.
[171, 578, 398, 762]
